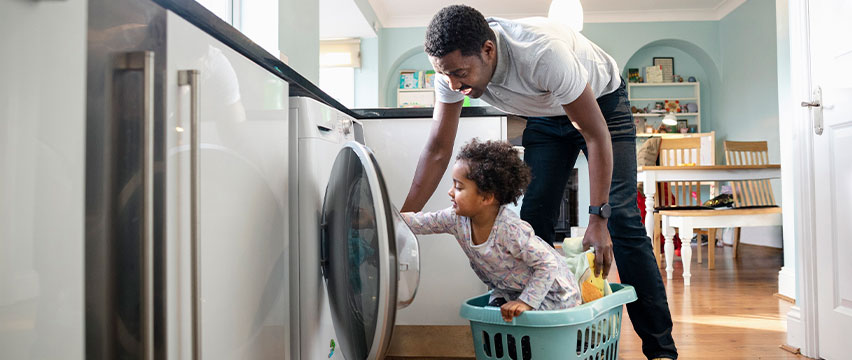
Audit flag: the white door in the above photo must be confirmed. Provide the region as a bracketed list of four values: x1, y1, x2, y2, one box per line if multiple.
[165, 12, 290, 359]
[808, 0, 852, 357]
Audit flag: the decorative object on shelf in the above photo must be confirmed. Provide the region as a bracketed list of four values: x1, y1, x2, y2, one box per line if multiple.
[653, 57, 674, 82]
[635, 117, 647, 133]
[422, 70, 436, 89]
[399, 70, 419, 89]
[685, 102, 698, 113]
[688, 76, 697, 82]
[645, 65, 663, 83]
[675, 75, 684, 82]
[654, 101, 665, 111]
[664, 100, 680, 113]
[628, 68, 640, 83]
[688, 124, 698, 133]
[677, 119, 689, 133]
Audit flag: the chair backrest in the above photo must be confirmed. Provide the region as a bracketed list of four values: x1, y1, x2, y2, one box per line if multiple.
[724, 141, 777, 207]
[657, 137, 702, 207]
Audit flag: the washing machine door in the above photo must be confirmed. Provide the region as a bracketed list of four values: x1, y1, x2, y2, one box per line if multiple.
[321, 141, 420, 360]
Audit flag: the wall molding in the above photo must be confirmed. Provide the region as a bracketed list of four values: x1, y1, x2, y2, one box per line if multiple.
[374, 0, 749, 28]
[778, 266, 796, 299]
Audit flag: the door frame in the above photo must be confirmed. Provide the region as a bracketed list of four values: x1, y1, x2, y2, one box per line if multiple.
[783, 0, 820, 357]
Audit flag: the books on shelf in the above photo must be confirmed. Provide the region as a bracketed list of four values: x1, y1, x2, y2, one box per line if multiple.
[399, 70, 437, 89]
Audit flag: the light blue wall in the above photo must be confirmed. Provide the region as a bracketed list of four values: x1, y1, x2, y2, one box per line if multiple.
[279, 0, 319, 83]
[377, 27, 428, 107]
[718, 0, 780, 166]
[355, 37, 379, 108]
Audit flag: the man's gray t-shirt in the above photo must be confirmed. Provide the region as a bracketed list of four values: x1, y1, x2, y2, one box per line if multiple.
[435, 17, 621, 117]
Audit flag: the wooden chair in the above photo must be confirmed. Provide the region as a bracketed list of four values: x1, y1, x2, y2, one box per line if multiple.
[660, 141, 781, 285]
[724, 141, 778, 257]
[650, 137, 706, 267]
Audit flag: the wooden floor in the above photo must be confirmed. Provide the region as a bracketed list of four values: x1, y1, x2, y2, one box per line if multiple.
[616, 243, 802, 359]
[389, 243, 805, 359]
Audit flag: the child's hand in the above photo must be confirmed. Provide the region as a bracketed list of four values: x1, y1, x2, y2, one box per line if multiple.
[500, 300, 532, 322]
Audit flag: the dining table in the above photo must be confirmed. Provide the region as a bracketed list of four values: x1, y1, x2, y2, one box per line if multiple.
[636, 164, 782, 283]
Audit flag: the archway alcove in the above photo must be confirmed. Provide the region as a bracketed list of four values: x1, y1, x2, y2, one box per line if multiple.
[622, 39, 721, 133]
[383, 46, 431, 107]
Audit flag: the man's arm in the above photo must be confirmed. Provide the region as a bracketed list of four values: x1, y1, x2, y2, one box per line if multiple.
[401, 100, 464, 212]
[562, 84, 614, 278]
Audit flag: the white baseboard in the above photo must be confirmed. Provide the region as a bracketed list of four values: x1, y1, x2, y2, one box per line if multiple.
[778, 266, 796, 299]
[786, 305, 804, 350]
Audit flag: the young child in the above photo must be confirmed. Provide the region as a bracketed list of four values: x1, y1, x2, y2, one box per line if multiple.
[402, 139, 582, 322]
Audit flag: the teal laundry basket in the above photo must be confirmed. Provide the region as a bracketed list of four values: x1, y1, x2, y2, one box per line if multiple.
[459, 283, 637, 360]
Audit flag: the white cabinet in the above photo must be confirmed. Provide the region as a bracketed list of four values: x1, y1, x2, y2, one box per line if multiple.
[165, 12, 290, 359]
[627, 82, 701, 133]
[0, 1, 86, 359]
[361, 116, 506, 325]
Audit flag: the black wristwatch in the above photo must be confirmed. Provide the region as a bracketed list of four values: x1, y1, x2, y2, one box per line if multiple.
[589, 203, 612, 219]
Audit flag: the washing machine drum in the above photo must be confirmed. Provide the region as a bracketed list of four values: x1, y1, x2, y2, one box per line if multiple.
[321, 141, 420, 360]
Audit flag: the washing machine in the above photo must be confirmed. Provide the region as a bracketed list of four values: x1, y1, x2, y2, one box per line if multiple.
[288, 97, 420, 360]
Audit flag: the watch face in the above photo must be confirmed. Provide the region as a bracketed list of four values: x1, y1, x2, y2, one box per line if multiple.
[601, 203, 612, 218]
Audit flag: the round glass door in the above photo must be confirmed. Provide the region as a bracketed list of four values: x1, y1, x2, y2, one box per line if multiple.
[321, 141, 420, 360]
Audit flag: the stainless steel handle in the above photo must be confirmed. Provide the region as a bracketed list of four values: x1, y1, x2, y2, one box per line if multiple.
[117, 51, 155, 360]
[802, 87, 824, 135]
[179, 69, 201, 360]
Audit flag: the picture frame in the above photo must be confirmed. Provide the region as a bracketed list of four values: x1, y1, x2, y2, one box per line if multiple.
[628, 68, 640, 83]
[677, 119, 688, 132]
[653, 57, 674, 82]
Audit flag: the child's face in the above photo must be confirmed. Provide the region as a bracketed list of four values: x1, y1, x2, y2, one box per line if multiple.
[448, 161, 492, 216]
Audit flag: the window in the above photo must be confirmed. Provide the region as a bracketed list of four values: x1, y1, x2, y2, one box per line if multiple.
[320, 67, 355, 108]
[195, 0, 278, 55]
[319, 39, 361, 108]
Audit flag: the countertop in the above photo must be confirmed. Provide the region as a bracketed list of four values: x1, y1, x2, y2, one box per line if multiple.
[153, 0, 507, 120]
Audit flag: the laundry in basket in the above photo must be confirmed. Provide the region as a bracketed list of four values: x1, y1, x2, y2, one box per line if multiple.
[562, 236, 611, 303]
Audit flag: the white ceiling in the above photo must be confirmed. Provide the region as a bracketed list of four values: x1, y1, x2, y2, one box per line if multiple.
[319, 0, 377, 39]
[366, 0, 747, 28]
[319, 0, 748, 39]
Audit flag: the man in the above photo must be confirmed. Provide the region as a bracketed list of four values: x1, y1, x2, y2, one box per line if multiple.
[400, 5, 677, 359]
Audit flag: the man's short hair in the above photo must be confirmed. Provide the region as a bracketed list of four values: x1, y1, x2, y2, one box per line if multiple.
[424, 5, 496, 58]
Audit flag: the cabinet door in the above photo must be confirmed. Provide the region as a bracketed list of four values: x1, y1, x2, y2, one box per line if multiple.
[165, 12, 290, 359]
[360, 116, 505, 325]
[0, 1, 86, 359]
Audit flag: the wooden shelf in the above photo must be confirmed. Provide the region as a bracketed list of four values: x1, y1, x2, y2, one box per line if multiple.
[634, 113, 699, 117]
[630, 97, 698, 101]
[627, 82, 699, 87]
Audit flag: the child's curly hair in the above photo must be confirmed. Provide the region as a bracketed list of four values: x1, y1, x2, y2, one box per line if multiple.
[457, 139, 532, 205]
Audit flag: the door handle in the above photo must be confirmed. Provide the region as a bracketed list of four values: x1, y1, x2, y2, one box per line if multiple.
[801, 87, 824, 135]
[179, 69, 201, 360]
[116, 51, 155, 360]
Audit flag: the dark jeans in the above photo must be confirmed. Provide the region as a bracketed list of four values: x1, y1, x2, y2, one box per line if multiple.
[520, 79, 678, 359]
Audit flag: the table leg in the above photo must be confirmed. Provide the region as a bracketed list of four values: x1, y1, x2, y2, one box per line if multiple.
[681, 226, 693, 286]
[708, 228, 717, 270]
[662, 216, 675, 281]
[642, 180, 657, 244]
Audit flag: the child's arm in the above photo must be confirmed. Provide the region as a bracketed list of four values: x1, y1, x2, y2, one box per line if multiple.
[400, 207, 457, 235]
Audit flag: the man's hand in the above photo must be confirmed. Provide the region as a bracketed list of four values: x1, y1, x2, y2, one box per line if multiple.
[582, 219, 614, 278]
[500, 300, 533, 322]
